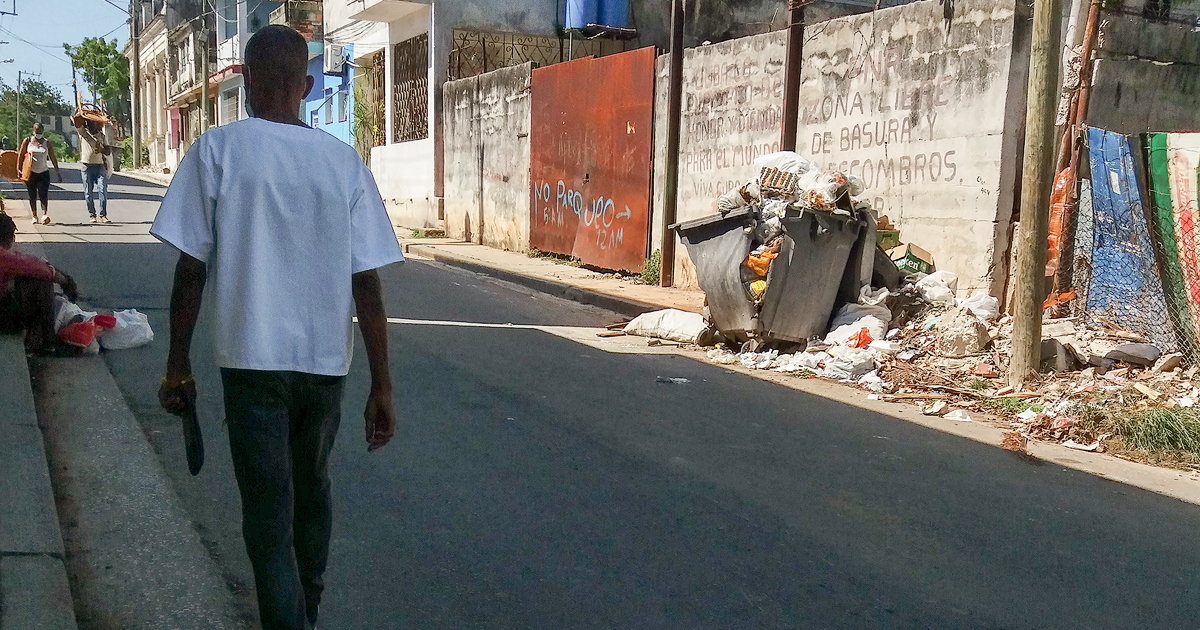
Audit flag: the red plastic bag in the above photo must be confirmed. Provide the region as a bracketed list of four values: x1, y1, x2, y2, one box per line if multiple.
[849, 327, 873, 349]
[1045, 167, 1075, 277]
[59, 320, 98, 348]
[92, 314, 117, 330]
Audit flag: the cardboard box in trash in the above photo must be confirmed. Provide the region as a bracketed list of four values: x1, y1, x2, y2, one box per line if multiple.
[887, 244, 934, 275]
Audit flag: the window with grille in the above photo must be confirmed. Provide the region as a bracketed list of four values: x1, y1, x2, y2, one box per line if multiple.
[338, 88, 348, 122]
[311, 109, 319, 128]
[324, 88, 333, 124]
[392, 33, 428, 144]
[1143, 0, 1171, 22]
[221, 89, 238, 125]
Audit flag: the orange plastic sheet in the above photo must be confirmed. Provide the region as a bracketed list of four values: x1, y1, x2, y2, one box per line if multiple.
[1045, 166, 1076, 277]
[744, 250, 779, 278]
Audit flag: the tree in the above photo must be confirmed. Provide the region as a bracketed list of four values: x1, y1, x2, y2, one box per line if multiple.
[0, 79, 78, 159]
[63, 37, 131, 135]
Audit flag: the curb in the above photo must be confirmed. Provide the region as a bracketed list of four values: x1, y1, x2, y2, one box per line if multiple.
[404, 243, 662, 319]
[112, 170, 170, 187]
[0, 334, 79, 630]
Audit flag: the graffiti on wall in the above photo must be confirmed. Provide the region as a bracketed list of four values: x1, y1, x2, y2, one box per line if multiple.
[529, 47, 657, 272]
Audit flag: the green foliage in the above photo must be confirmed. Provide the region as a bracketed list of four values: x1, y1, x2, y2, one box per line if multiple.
[0, 79, 74, 144]
[63, 37, 131, 134]
[1078, 404, 1200, 463]
[969, 377, 990, 391]
[641, 250, 662, 285]
[46, 131, 78, 163]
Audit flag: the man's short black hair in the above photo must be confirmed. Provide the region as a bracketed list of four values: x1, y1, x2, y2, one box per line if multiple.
[0, 214, 16, 244]
[244, 25, 309, 87]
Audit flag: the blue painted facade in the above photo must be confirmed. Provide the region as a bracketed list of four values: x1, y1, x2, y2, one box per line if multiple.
[305, 43, 354, 146]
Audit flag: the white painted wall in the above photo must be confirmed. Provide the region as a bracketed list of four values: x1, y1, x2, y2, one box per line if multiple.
[371, 139, 440, 228]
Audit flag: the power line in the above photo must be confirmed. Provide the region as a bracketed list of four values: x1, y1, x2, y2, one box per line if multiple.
[99, 0, 129, 14]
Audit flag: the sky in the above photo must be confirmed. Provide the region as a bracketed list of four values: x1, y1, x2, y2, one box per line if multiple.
[0, 0, 130, 101]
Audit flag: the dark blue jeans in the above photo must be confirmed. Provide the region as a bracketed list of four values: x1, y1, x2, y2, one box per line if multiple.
[82, 163, 107, 217]
[221, 369, 345, 630]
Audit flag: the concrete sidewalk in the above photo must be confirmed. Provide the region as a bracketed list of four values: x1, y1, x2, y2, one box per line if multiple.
[0, 334, 78, 630]
[400, 239, 705, 319]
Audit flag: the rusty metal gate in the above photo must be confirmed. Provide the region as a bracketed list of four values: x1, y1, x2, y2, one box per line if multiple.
[529, 47, 656, 272]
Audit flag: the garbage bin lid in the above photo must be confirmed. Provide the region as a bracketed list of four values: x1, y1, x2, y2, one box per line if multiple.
[670, 207, 753, 233]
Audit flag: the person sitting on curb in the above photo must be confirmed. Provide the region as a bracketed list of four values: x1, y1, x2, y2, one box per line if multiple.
[0, 214, 79, 354]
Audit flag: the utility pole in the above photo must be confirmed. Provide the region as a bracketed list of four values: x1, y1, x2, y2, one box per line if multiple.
[660, 0, 684, 287]
[14, 70, 20, 138]
[200, 9, 210, 130]
[132, 0, 143, 168]
[1009, 0, 1065, 387]
[780, 0, 804, 151]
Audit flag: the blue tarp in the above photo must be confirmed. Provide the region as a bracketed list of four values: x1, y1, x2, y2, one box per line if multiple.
[1085, 127, 1176, 351]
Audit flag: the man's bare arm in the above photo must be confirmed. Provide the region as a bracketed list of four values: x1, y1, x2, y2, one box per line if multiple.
[159, 252, 206, 415]
[352, 269, 396, 451]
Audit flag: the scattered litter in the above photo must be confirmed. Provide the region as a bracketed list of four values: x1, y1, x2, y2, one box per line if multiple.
[624, 309, 707, 344]
[915, 270, 958, 303]
[1001, 432, 1028, 452]
[655, 376, 691, 384]
[706, 348, 740, 365]
[957, 292, 1000, 321]
[922, 401, 949, 416]
[1178, 397, 1196, 408]
[1016, 409, 1040, 421]
[1133, 383, 1162, 400]
[944, 409, 972, 422]
[98, 309, 154, 350]
[1062, 439, 1100, 452]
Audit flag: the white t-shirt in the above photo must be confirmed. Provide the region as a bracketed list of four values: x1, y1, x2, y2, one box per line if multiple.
[150, 118, 404, 376]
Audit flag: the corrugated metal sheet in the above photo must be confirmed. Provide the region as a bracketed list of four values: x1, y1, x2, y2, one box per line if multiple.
[529, 47, 655, 272]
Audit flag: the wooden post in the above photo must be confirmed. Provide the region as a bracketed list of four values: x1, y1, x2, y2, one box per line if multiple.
[1009, 0, 1065, 387]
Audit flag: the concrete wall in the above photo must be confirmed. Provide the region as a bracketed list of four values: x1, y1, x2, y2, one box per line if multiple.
[372, 139, 439, 228]
[443, 63, 533, 251]
[1088, 10, 1200, 134]
[796, 0, 1030, 296]
[650, 30, 789, 289]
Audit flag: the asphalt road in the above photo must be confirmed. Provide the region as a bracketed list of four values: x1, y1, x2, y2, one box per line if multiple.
[21, 176, 1200, 629]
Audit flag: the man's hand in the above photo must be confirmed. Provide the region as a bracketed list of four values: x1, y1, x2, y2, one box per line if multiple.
[159, 372, 196, 417]
[365, 387, 395, 451]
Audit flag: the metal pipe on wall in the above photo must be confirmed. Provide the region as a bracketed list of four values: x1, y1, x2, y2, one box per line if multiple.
[660, 0, 684, 287]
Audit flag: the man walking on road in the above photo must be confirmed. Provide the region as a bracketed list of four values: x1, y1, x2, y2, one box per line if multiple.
[153, 25, 404, 630]
[73, 113, 112, 223]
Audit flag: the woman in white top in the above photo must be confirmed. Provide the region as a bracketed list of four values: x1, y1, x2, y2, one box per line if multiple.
[17, 123, 63, 225]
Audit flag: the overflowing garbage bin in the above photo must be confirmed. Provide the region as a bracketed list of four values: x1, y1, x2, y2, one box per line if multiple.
[671, 151, 880, 347]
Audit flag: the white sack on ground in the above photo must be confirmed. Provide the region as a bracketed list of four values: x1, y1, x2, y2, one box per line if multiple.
[957, 292, 1000, 321]
[825, 303, 890, 346]
[623, 309, 707, 344]
[916, 270, 959, 303]
[99, 309, 154, 350]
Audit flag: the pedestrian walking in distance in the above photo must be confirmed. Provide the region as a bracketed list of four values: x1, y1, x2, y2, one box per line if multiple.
[17, 123, 63, 225]
[153, 24, 404, 630]
[72, 112, 112, 223]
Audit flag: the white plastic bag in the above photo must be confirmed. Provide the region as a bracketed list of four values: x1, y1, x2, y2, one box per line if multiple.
[822, 346, 876, 380]
[916, 270, 959, 303]
[52, 296, 97, 333]
[623, 309, 707, 344]
[824, 302, 890, 346]
[99, 309, 154, 350]
[957, 292, 1000, 321]
[751, 151, 815, 178]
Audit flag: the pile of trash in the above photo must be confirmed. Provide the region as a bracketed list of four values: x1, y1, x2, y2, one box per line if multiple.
[54, 296, 153, 354]
[713, 151, 867, 307]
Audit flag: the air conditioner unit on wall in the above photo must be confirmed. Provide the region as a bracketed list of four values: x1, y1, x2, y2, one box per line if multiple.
[324, 43, 345, 75]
